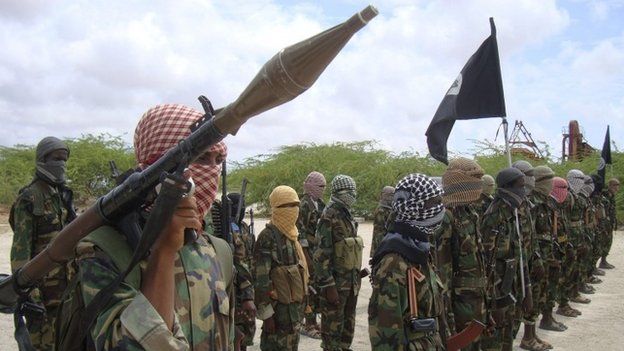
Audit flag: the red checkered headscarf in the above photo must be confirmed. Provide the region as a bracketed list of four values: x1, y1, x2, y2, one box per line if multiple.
[134, 104, 227, 216]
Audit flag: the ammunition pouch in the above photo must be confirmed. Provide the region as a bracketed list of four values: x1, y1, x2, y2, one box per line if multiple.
[270, 263, 306, 304]
[499, 259, 517, 295]
[407, 317, 437, 333]
[334, 236, 364, 272]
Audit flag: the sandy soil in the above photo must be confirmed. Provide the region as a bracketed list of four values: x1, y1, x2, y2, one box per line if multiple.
[0, 216, 622, 350]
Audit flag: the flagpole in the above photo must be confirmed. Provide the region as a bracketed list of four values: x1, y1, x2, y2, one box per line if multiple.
[502, 117, 526, 299]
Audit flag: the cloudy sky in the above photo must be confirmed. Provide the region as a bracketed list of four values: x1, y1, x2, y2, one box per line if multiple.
[1, 0, 622, 162]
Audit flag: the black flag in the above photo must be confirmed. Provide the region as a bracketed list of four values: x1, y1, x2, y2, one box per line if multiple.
[597, 125, 611, 186]
[426, 18, 506, 164]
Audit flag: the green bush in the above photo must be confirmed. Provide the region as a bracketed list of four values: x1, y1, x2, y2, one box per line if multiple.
[1, 136, 621, 222]
[228, 141, 623, 220]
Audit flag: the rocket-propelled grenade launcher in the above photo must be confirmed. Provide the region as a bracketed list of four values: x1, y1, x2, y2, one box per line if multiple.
[0, 5, 378, 307]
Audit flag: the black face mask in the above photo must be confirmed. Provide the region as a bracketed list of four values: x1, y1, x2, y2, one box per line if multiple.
[37, 160, 67, 185]
[497, 187, 525, 209]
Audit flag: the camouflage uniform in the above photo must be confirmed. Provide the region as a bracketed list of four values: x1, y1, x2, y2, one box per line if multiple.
[566, 192, 584, 293]
[480, 197, 528, 351]
[532, 192, 565, 324]
[254, 224, 306, 351]
[76, 229, 235, 350]
[554, 193, 577, 312]
[604, 189, 617, 258]
[314, 201, 362, 351]
[208, 200, 256, 344]
[297, 193, 325, 323]
[10, 179, 74, 350]
[435, 206, 486, 351]
[368, 253, 444, 350]
[478, 192, 494, 217]
[233, 221, 257, 348]
[369, 173, 446, 351]
[369, 205, 392, 259]
[591, 192, 609, 268]
[578, 193, 595, 286]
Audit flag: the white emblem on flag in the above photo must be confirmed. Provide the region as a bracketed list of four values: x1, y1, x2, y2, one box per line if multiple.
[447, 73, 462, 96]
[598, 157, 606, 170]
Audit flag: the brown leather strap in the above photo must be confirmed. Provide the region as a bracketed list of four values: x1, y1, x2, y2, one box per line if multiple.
[407, 267, 419, 318]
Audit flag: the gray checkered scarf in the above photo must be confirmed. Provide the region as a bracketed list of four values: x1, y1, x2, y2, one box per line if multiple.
[331, 174, 357, 208]
[392, 173, 445, 234]
[567, 169, 585, 195]
[580, 175, 594, 198]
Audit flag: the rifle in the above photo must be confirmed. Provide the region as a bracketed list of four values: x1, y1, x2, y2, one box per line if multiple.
[249, 208, 255, 240]
[447, 319, 486, 351]
[235, 178, 248, 226]
[0, 5, 378, 308]
[221, 161, 233, 245]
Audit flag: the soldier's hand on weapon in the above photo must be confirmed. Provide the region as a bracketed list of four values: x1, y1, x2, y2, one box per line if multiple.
[263, 316, 276, 333]
[324, 286, 340, 306]
[522, 288, 533, 314]
[154, 195, 202, 255]
[241, 299, 257, 320]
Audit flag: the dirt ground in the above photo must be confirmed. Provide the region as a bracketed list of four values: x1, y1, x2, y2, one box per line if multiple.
[0, 215, 622, 350]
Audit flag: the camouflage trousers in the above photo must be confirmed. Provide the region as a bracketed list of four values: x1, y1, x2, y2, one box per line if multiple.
[579, 236, 594, 282]
[481, 305, 516, 351]
[260, 329, 300, 351]
[604, 227, 614, 257]
[320, 288, 357, 350]
[451, 291, 486, 351]
[25, 305, 57, 351]
[558, 244, 574, 305]
[235, 312, 256, 347]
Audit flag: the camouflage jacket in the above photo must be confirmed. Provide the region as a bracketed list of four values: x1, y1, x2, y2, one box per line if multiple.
[76, 230, 234, 350]
[530, 192, 557, 262]
[552, 196, 571, 245]
[605, 191, 617, 228]
[477, 193, 494, 217]
[297, 193, 325, 250]
[369, 205, 392, 259]
[314, 201, 362, 294]
[205, 210, 255, 303]
[10, 178, 74, 306]
[368, 253, 444, 350]
[253, 224, 305, 326]
[434, 205, 486, 332]
[238, 221, 255, 273]
[480, 198, 529, 300]
[579, 194, 595, 240]
[568, 193, 586, 244]
[591, 193, 609, 233]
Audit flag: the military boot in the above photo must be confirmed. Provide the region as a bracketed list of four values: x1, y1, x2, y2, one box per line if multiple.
[556, 304, 581, 317]
[599, 257, 615, 269]
[592, 267, 606, 276]
[570, 294, 591, 304]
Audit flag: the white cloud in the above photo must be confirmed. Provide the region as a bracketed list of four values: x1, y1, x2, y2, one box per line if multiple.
[1, 0, 620, 166]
